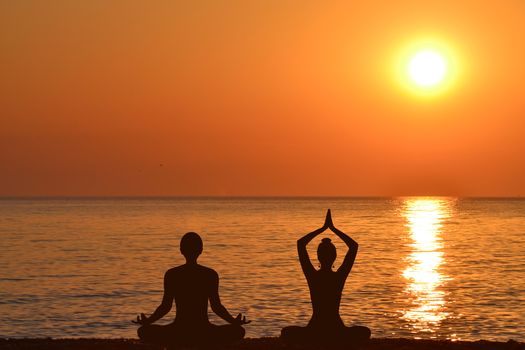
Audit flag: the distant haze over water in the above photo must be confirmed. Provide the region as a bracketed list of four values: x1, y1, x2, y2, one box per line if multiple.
[1, 198, 524, 341]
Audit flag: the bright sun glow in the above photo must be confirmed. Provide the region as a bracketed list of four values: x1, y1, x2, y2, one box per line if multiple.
[408, 50, 447, 87]
[392, 37, 461, 98]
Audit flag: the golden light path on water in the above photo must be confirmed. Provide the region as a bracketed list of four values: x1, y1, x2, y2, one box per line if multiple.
[401, 198, 453, 337]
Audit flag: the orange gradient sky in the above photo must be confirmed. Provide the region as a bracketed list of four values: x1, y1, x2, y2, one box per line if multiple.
[1, 1, 525, 197]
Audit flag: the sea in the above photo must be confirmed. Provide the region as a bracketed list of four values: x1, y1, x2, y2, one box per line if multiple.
[1, 198, 524, 341]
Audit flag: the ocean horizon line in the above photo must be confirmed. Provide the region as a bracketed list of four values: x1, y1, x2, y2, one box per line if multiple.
[1, 195, 524, 200]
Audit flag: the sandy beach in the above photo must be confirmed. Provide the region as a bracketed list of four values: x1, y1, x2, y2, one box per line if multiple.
[1, 338, 524, 350]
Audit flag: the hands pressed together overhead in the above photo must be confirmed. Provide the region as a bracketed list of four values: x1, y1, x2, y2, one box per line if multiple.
[322, 209, 334, 230]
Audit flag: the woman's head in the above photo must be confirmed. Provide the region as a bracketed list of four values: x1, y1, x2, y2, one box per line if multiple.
[317, 238, 336, 269]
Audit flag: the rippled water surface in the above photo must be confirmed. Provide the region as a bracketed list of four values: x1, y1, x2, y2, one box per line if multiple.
[1, 198, 524, 340]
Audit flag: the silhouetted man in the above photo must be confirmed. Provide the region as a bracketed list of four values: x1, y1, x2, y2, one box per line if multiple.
[134, 232, 250, 347]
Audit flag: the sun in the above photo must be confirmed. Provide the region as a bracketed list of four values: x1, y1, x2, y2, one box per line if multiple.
[391, 37, 461, 97]
[408, 50, 447, 87]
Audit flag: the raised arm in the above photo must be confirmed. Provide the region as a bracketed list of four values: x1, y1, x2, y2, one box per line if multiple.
[133, 271, 175, 325]
[326, 210, 358, 277]
[209, 271, 250, 325]
[297, 210, 330, 276]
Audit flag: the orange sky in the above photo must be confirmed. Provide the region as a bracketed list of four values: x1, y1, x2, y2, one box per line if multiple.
[1, 1, 525, 197]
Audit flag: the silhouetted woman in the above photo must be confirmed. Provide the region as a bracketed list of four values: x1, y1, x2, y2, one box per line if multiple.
[281, 209, 371, 346]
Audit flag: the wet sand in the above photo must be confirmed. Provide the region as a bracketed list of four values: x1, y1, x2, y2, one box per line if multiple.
[1, 338, 523, 350]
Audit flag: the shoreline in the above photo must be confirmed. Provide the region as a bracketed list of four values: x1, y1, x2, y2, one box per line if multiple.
[1, 338, 524, 350]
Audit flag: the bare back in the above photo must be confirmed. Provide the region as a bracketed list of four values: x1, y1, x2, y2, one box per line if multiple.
[166, 264, 218, 327]
[305, 268, 347, 328]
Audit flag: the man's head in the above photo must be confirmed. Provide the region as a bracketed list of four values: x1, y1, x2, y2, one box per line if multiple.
[180, 232, 203, 262]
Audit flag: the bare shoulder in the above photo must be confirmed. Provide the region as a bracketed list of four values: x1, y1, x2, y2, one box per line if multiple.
[198, 265, 219, 280]
[165, 266, 184, 280]
[165, 267, 176, 276]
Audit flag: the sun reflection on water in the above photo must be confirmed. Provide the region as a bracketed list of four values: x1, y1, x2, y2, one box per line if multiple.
[401, 198, 452, 335]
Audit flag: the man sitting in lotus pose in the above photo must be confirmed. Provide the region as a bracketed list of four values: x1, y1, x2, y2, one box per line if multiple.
[281, 210, 371, 346]
[134, 232, 250, 347]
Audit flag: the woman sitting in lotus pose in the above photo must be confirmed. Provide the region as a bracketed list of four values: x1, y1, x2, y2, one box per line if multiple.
[281, 209, 371, 346]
